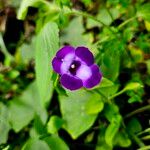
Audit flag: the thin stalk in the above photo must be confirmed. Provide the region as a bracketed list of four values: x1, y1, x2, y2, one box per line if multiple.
[131, 133, 145, 148]
[94, 36, 110, 45]
[109, 89, 125, 100]
[66, 10, 116, 34]
[137, 128, 150, 136]
[118, 16, 137, 29]
[126, 124, 145, 148]
[125, 105, 150, 118]
[138, 146, 150, 150]
[94, 89, 111, 103]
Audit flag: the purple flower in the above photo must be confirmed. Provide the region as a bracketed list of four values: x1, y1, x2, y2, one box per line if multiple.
[52, 46, 102, 90]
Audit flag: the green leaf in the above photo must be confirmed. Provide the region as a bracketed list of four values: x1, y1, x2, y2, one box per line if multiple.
[95, 78, 119, 99]
[104, 104, 122, 147]
[22, 139, 50, 150]
[110, 82, 143, 100]
[94, 77, 114, 89]
[123, 27, 135, 42]
[60, 17, 91, 47]
[96, 125, 112, 150]
[56, 0, 71, 7]
[44, 135, 69, 150]
[35, 22, 59, 107]
[81, 0, 92, 6]
[101, 53, 120, 81]
[19, 37, 36, 63]
[134, 32, 150, 53]
[59, 90, 99, 139]
[137, 3, 150, 21]
[100, 77, 114, 88]
[138, 146, 150, 150]
[47, 116, 64, 134]
[20, 81, 48, 123]
[8, 81, 47, 132]
[8, 100, 34, 132]
[0, 103, 10, 144]
[17, 0, 51, 20]
[0, 33, 13, 60]
[104, 103, 120, 122]
[114, 129, 131, 148]
[105, 117, 122, 147]
[101, 51, 120, 82]
[34, 116, 47, 136]
[85, 94, 104, 114]
[128, 94, 142, 103]
[127, 118, 142, 134]
[97, 8, 113, 25]
[99, 37, 125, 81]
[30, 116, 47, 139]
[98, 83, 119, 99]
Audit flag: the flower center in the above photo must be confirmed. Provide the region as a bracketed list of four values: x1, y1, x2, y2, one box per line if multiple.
[69, 61, 81, 75]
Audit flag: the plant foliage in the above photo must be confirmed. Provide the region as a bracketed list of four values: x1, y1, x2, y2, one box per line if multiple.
[0, 0, 150, 149]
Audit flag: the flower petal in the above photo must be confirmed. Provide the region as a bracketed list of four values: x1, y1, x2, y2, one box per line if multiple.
[60, 74, 83, 90]
[83, 64, 102, 88]
[54, 46, 75, 74]
[56, 45, 75, 59]
[75, 46, 94, 66]
[52, 57, 62, 74]
[76, 64, 92, 81]
[60, 52, 75, 74]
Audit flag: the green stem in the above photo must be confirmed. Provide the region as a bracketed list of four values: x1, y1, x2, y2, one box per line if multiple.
[94, 89, 111, 103]
[125, 105, 150, 118]
[54, 74, 59, 87]
[105, 7, 114, 22]
[137, 128, 150, 136]
[66, 10, 116, 34]
[131, 133, 145, 148]
[118, 16, 137, 29]
[138, 146, 150, 150]
[109, 89, 125, 100]
[126, 124, 145, 148]
[94, 36, 111, 45]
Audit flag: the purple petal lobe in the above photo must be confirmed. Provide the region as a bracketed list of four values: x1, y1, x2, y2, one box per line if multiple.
[75, 47, 94, 66]
[60, 74, 83, 90]
[61, 53, 75, 74]
[76, 64, 92, 81]
[56, 46, 75, 59]
[83, 64, 102, 88]
[52, 57, 62, 74]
